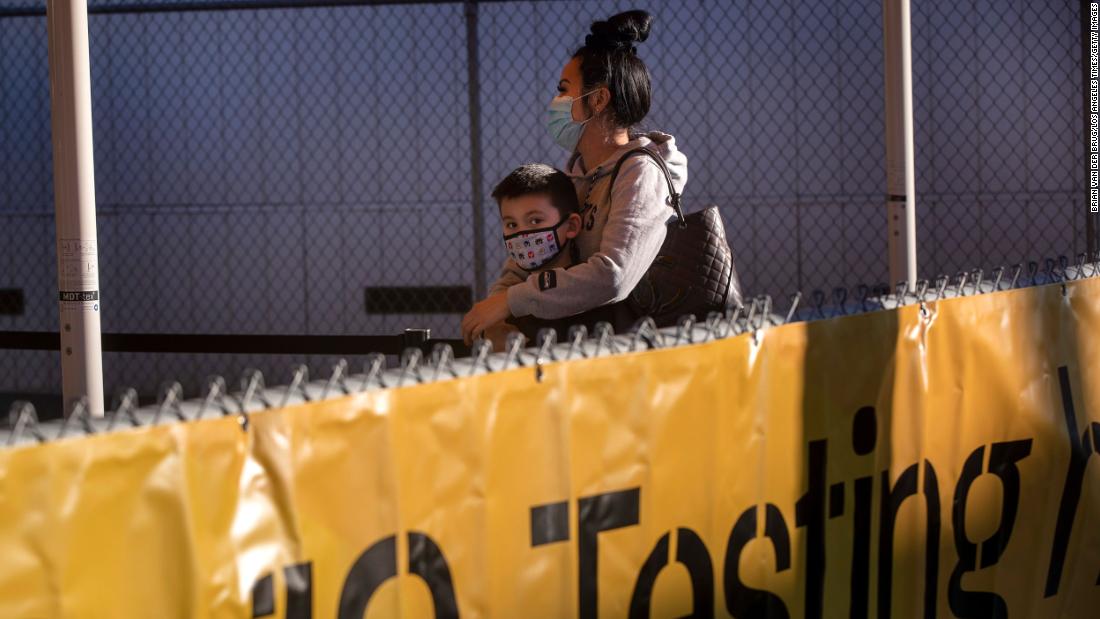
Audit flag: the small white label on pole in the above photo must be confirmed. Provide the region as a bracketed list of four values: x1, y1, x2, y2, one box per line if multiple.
[58, 237, 99, 291]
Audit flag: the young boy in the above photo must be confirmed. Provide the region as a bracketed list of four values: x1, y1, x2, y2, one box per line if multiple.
[468, 163, 582, 349]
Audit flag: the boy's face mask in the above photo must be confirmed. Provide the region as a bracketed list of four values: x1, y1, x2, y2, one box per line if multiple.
[503, 217, 571, 272]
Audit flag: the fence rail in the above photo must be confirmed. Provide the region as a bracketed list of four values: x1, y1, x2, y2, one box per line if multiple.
[0, 329, 466, 355]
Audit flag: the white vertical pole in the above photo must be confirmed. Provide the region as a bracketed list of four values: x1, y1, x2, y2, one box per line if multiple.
[883, 0, 919, 289]
[46, 0, 104, 417]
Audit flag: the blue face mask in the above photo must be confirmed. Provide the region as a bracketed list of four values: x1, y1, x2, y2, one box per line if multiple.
[545, 90, 599, 151]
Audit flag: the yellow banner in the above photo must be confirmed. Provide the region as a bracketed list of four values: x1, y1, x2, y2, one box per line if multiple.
[1, 278, 1099, 618]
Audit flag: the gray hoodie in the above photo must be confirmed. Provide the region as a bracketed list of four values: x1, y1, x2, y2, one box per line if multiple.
[489, 131, 689, 320]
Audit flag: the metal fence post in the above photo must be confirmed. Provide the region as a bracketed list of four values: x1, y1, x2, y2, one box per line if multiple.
[883, 0, 919, 289]
[464, 0, 487, 301]
[46, 0, 104, 416]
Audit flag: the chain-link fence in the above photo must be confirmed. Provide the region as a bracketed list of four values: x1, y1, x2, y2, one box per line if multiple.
[0, 0, 1089, 411]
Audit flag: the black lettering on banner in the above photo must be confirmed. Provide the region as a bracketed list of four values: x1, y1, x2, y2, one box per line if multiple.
[794, 439, 827, 619]
[1044, 366, 1099, 597]
[849, 405, 876, 619]
[338, 536, 397, 619]
[852, 406, 877, 456]
[251, 562, 313, 618]
[252, 572, 275, 617]
[949, 440, 1032, 619]
[829, 483, 845, 519]
[877, 461, 940, 619]
[530, 500, 570, 546]
[981, 441, 1032, 567]
[337, 532, 458, 619]
[849, 476, 873, 619]
[579, 488, 641, 619]
[285, 563, 313, 619]
[724, 503, 791, 619]
[628, 528, 714, 618]
[408, 532, 459, 618]
[949, 447, 991, 618]
[631, 532, 671, 618]
[251, 389, 1091, 618]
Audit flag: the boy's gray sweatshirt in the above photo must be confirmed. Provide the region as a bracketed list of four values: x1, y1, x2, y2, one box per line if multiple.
[489, 131, 688, 320]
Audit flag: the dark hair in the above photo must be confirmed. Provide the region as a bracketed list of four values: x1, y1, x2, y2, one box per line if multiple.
[491, 163, 580, 220]
[572, 10, 653, 129]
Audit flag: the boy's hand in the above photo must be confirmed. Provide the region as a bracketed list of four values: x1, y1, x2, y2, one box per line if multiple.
[461, 293, 512, 345]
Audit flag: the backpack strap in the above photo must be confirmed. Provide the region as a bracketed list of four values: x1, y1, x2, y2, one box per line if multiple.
[607, 147, 686, 228]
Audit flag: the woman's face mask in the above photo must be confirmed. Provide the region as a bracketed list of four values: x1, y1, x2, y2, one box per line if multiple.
[545, 90, 599, 152]
[503, 216, 572, 272]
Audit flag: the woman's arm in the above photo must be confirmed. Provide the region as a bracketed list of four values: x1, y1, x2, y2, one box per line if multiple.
[504, 158, 673, 320]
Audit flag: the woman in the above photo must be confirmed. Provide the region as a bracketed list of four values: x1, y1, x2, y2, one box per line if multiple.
[461, 9, 688, 344]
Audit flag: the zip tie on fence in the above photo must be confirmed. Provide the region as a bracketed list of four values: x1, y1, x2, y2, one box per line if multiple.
[832, 287, 848, 314]
[195, 376, 231, 419]
[676, 314, 697, 345]
[632, 317, 660, 351]
[760, 296, 774, 329]
[362, 353, 388, 391]
[856, 284, 871, 311]
[916, 279, 930, 301]
[279, 365, 309, 409]
[703, 311, 724, 340]
[7, 251, 1100, 447]
[743, 295, 767, 344]
[1027, 261, 1040, 285]
[57, 397, 96, 439]
[1010, 264, 1023, 289]
[593, 322, 616, 356]
[154, 381, 186, 424]
[992, 266, 1006, 291]
[431, 343, 457, 381]
[502, 332, 526, 369]
[535, 328, 558, 363]
[7, 402, 45, 446]
[724, 305, 743, 336]
[469, 339, 493, 377]
[534, 329, 558, 383]
[567, 325, 589, 359]
[237, 369, 266, 412]
[893, 281, 909, 307]
[745, 297, 761, 330]
[811, 289, 826, 318]
[108, 388, 142, 429]
[320, 360, 348, 399]
[954, 272, 969, 298]
[399, 349, 425, 386]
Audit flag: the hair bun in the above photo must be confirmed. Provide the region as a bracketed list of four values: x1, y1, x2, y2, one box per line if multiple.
[584, 10, 652, 53]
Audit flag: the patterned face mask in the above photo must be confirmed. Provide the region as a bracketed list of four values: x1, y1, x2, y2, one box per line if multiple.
[503, 217, 571, 272]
